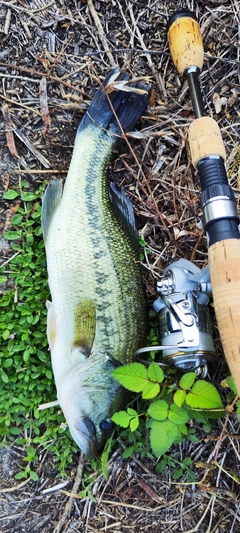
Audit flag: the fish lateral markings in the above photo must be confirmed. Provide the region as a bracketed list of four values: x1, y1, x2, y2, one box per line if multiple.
[42, 67, 150, 455]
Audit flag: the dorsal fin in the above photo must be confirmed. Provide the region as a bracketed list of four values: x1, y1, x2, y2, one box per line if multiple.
[41, 180, 63, 243]
[109, 182, 139, 250]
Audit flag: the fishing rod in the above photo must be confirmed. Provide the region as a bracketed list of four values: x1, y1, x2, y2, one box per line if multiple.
[163, 9, 240, 393]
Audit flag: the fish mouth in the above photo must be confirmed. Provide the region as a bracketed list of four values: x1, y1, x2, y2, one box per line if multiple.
[74, 417, 99, 457]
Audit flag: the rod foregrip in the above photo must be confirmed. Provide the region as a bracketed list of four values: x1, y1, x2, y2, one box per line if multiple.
[209, 240, 240, 395]
[189, 117, 239, 246]
[189, 117, 226, 167]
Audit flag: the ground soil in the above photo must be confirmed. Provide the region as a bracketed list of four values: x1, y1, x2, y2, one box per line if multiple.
[0, 1, 240, 532]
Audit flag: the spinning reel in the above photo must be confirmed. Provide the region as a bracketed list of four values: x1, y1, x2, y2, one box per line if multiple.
[136, 259, 217, 377]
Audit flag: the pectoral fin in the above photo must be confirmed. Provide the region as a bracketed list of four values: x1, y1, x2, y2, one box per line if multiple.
[72, 300, 96, 357]
[46, 300, 57, 350]
[41, 180, 63, 243]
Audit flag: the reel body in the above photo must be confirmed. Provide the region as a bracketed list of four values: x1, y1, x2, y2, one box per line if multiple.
[153, 259, 217, 376]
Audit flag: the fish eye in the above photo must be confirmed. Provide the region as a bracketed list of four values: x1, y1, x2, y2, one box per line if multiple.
[100, 418, 115, 435]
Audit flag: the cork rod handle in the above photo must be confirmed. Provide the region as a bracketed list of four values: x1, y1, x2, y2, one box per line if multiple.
[188, 116, 226, 168]
[167, 13, 203, 76]
[209, 240, 240, 395]
[167, 10, 240, 394]
[189, 115, 240, 395]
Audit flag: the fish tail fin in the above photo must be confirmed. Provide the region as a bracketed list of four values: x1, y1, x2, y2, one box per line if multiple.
[78, 67, 150, 141]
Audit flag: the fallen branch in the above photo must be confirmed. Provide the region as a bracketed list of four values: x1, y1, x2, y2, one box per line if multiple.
[53, 452, 85, 533]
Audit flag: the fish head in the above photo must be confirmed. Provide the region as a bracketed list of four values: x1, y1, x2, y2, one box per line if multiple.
[70, 414, 116, 458]
[57, 353, 124, 456]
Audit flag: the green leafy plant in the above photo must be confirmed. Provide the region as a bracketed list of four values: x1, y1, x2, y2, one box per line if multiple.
[0, 182, 78, 478]
[221, 375, 240, 418]
[156, 454, 195, 482]
[139, 236, 152, 261]
[112, 363, 225, 458]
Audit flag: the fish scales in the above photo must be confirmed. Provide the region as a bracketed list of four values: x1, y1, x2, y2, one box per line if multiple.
[42, 68, 150, 455]
[46, 129, 145, 369]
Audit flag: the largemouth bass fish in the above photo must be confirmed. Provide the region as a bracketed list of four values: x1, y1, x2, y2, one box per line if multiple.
[41, 68, 149, 456]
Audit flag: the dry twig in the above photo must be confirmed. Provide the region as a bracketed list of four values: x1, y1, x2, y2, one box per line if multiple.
[53, 452, 85, 533]
[86, 0, 117, 68]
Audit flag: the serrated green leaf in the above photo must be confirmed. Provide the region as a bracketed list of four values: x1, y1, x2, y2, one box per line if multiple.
[168, 403, 189, 425]
[150, 419, 179, 457]
[0, 276, 7, 284]
[226, 376, 238, 395]
[3, 189, 19, 200]
[179, 372, 197, 390]
[185, 381, 224, 409]
[179, 424, 188, 435]
[174, 389, 186, 407]
[130, 416, 139, 431]
[21, 192, 38, 201]
[148, 362, 164, 383]
[112, 363, 148, 392]
[111, 410, 132, 428]
[148, 399, 168, 421]
[127, 407, 138, 417]
[142, 381, 160, 399]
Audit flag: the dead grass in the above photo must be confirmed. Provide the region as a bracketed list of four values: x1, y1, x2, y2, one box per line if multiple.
[0, 0, 240, 532]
